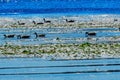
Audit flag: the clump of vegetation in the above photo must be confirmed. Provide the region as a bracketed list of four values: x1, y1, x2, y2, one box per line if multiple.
[22, 50, 34, 55]
[22, 50, 30, 54]
[79, 42, 91, 49]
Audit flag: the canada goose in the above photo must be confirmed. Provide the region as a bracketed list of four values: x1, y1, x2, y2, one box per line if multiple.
[34, 32, 45, 38]
[17, 21, 25, 25]
[17, 35, 30, 39]
[43, 18, 51, 23]
[4, 34, 15, 38]
[85, 32, 96, 37]
[32, 21, 44, 25]
[119, 28, 120, 31]
[66, 19, 75, 23]
[114, 19, 118, 22]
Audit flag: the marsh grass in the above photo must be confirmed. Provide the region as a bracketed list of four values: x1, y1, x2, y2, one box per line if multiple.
[0, 43, 120, 59]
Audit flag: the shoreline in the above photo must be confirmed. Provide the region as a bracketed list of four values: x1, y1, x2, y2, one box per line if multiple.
[0, 14, 120, 28]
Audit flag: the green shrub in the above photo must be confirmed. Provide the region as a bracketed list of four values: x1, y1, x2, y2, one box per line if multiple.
[22, 50, 30, 54]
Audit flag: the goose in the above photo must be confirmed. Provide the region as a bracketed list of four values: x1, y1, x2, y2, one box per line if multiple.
[4, 34, 15, 39]
[17, 35, 30, 39]
[34, 32, 45, 38]
[114, 19, 118, 22]
[43, 18, 51, 23]
[118, 28, 120, 31]
[66, 19, 75, 23]
[17, 21, 25, 25]
[85, 32, 96, 37]
[32, 21, 44, 25]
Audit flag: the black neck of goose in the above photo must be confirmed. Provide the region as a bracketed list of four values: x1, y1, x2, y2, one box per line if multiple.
[33, 21, 36, 24]
[34, 33, 38, 38]
[66, 19, 68, 22]
[43, 18, 45, 22]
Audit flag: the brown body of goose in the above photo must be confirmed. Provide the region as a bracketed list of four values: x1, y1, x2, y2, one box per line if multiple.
[32, 21, 44, 25]
[17, 35, 30, 39]
[85, 32, 96, 37]
[66, 19, 75, 23]
[17, 21, 25, 25]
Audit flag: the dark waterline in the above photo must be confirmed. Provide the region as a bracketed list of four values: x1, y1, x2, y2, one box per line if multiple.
[1, 8, 120, 14]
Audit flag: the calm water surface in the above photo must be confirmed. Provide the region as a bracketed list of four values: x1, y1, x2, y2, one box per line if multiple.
[0, 58, 119, 80]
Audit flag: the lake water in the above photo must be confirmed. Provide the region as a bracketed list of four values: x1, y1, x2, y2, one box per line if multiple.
[0, 58, 119, 80]
[0, 0, 120, 14]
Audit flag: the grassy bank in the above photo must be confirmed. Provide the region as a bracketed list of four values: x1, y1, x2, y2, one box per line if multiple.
[0, 43, 120, 59]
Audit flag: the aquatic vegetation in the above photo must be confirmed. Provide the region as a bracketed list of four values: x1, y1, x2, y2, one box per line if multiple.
[0, 43, 120, 59]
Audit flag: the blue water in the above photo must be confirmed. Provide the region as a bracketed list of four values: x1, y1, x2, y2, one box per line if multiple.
[0, 58, 119, 80]
[0, 0, 120, 14]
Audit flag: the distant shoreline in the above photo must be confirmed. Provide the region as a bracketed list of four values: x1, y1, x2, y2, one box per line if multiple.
[0, 14, 120, 28]
[1, 8, 120, 14]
